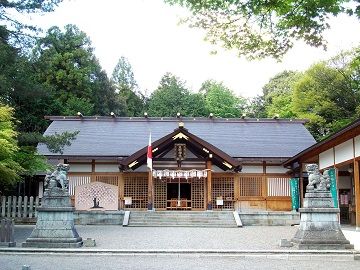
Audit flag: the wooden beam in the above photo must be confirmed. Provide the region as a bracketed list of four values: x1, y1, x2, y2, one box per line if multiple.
[354, 159, 360, 230]
[206, 160, 212, 210]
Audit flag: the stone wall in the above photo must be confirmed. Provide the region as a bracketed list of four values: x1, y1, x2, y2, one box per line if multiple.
[74, 210, 124, 225]
[239, 211, 300, 226]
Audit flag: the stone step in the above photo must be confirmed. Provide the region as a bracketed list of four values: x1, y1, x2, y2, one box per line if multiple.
[129, 216, 233, 220]
[129, 225, 236, 227]
[129, 219, 236, 223]
[128, 211, 237, 227]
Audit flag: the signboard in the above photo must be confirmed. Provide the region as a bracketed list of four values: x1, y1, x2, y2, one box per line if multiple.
[328, 168, 338, 208]
[289, 178, 300, 211]
[216, 196, 224, 206]
[124, 197, 132, 205]
[75, 182, 118, 211]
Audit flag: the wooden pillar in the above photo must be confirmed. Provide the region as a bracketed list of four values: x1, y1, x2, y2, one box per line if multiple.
[299, 163, 304, 207]
[118, 172, 125, 209]
[234, 173, 240, 211]
[148, 171, 154, 210]
[262, 161, 267, 209]
[354, 159, 360, 230]
[206, 160, 212, 210]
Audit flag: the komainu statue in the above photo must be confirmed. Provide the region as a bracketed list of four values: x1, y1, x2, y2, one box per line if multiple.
[306, 164, 330, 191]
[44, 163, 70, 191]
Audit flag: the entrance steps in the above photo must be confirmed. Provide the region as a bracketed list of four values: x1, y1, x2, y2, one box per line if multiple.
[127, 211, 238, 227]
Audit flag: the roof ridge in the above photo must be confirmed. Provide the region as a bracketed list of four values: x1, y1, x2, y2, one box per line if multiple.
[44, 116, 308, 124]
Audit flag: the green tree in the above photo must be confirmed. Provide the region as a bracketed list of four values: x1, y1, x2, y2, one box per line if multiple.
[147, 73, 207, 117]
[292, 62, 354, 140]
[32, 24, 119, 116]
[166, 0, 359, 59]
[112, 57, 145, 116]
[245, 95, 266, 118]
[263, 71, 301, 118]
[0, 105, 23, 186]
[200, 80, 245, 117]
[0, 26, 56, 133]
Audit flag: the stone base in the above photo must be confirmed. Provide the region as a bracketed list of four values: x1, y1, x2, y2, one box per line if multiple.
[292, 191, 352, 250]
[297, 243, 354, 250]
[22, 189, 82, 248]
[22, 237, 82, 248]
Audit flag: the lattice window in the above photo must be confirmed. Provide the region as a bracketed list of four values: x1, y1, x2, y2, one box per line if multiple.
[212, 177, 234, 209]
[154, 179, 167, 209]
[239, 176, 263, 197]
[192, 178, 204, 209]
[68, 175, 91, 196]
[95, 175, 119, 187]
[267, 177, 290, 196]
[124, 175, 148, 209]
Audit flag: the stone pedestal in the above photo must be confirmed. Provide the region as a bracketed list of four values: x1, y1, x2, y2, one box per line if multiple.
[22, 188, 82, 248]
[292, 191, 353, 250]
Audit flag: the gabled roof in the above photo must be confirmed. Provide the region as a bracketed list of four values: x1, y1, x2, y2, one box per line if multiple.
[284, 118, 360, 167]
[37, 117, 316, 159]
[120, 125, 242, 171]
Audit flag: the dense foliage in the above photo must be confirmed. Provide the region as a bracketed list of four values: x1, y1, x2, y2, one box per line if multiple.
[246, 47, 360, 140]
[166, 0, 360, 59]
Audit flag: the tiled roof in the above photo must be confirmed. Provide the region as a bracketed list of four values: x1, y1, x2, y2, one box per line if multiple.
[37, 117, 316, 158]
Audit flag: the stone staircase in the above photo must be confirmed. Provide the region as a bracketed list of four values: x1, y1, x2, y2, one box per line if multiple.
[127, 211, 238, 227]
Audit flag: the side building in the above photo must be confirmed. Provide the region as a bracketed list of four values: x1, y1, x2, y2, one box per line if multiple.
[284, 118, 360, 229]
[37, 116, 316, 212]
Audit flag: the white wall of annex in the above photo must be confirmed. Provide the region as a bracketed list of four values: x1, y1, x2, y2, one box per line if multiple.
[355, 135, 360, 158]
[319, 148, 334, 170]
[335, 139, 354, 164]
[95, 164, 119, 172]
[266, 166, 288, 174]
[241, 165, 263, 174]
[68, 164, 92, 172]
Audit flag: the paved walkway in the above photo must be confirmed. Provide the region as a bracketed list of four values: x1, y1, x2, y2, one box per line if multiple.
[3, 225, 360, 270]
[11, 224, 360, 251]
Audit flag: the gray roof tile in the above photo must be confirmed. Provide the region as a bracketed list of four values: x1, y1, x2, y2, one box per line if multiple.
[37, 118, 316, 158]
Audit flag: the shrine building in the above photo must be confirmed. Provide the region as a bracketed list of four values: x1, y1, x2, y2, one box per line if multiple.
[38, 116, 316, 212]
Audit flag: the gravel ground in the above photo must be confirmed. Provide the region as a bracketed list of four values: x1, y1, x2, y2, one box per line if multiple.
[15, 224, 298, 250]
[13, 224, 360, 250]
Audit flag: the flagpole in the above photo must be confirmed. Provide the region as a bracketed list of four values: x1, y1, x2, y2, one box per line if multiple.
[147, 132, 154, 211]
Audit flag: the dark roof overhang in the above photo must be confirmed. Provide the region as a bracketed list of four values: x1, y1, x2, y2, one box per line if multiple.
[283, 118, 360, 167]
[119, 126, 242, 172]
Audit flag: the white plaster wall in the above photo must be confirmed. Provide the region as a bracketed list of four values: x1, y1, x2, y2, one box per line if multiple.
[95, 164, 119, 172]
[68, 163, 92, 172]
[335, 139, 354, 164]
[241, 165, 263, 174]
[319, 148, 334, 170]
[355, 135, 360, 158]
[266, 166, 288, 174]
[338, 176, 352, 189]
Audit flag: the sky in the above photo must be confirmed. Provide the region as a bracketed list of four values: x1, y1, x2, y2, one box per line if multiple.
[26, 0, 360, 98]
